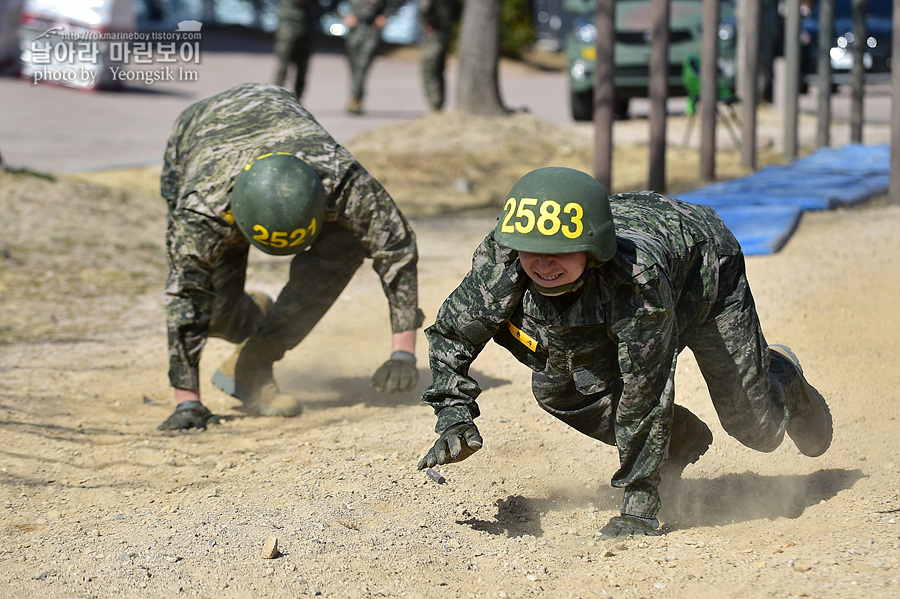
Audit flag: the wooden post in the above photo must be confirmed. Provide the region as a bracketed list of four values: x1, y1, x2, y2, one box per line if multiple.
[700, 0, 720, 181]
[740, 0, 760, 169]
[890, 0, 900, 205]
[648, 0, 670, 191]
[593, 0, 615, 192]
[783, 0, 801, 160]
[849, 0, 867, 143]
[816, 0, 835, 147]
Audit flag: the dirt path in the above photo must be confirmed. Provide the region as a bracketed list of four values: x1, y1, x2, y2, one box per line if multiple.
[1, 115, 899, 598]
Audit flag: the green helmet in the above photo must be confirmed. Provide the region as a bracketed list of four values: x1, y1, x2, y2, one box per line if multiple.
[231, 152, 326, 256]
[494, 167, 616, 262]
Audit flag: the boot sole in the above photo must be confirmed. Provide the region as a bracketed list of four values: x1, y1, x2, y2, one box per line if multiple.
[769, 344, 833, 457]
[210, 369, 303, 417]
[211, 369, 253, 404]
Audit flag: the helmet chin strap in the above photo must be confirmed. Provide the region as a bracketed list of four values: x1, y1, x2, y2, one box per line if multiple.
[531, 272, 587, 295]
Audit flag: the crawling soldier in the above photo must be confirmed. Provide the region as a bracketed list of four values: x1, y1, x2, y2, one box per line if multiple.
[158, 83, 424, 431]
[417, 167, 832, 537]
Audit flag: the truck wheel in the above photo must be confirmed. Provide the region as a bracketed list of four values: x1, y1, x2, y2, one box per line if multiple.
[571, 88, 593, 121]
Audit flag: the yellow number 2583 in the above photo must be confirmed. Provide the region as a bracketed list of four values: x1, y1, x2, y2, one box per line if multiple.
[500, 197, 583, 239]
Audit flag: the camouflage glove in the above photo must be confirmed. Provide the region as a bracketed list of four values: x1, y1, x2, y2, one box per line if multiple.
[417, 423, 483, 470]
[157, 401, 220, 431]
[371, 350, 418, 393]
[599, 515, 660, 541]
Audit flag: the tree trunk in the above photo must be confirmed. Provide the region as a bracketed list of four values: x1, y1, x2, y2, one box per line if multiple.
[455, 0, 506, 115]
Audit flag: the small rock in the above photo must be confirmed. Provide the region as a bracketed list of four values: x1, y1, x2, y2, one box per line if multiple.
[792, 560, 812, 572]
[262, 536, 279, 559]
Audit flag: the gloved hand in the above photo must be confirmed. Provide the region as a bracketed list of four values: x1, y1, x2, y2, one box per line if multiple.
[417, 423, 483, 470]
[157, 401, 220, 431]
[371, 350, 418, 393]
[599, 515, 661, 541]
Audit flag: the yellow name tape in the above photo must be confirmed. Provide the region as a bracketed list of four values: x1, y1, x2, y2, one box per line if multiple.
[508, 321, 537, 352]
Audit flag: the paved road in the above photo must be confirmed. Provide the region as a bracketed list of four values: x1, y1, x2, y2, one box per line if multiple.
[0, 30, 575, 174]
[0, 29, 891, 174]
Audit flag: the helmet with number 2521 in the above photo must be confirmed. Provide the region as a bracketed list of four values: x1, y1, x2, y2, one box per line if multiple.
[494, 166, 616, 263]
[231, 152, 326, 256]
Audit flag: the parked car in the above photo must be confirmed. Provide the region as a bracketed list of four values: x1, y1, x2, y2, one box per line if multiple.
[563, 0, 737, 121]
[800, 0, 893, 85]
[18, 0, 136, 90]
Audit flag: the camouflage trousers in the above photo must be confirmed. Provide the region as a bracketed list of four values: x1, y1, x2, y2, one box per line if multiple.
[345, 23, 382, 101]
[532, 251, 788, 452]
[530, 251, 791, 517]
[208, 223, 367, 359]
[420, 27, 452, 110]
[273, 12, 312, 98]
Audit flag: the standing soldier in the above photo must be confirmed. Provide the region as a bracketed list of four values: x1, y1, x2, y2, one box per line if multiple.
[417, 167, 833, 538]
[273, 0, 313, 99]
[343, 0, 390, 114]
[418, 0, 461, 111]
[158, 83, 424, 431]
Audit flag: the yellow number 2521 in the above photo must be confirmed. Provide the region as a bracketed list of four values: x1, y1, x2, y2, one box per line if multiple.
[251, 218, 317, 249]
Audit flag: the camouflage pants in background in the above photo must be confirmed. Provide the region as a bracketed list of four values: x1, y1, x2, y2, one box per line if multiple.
[345, 22, 382, 101]
[208, 224, 367, 358]
[273, 9, 312, 98]
[420, 27, 452, 110]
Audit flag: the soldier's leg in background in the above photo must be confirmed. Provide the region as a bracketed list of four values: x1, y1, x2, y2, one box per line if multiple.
[420, 29, 447, 110]
[273, 21, 293, 88]
[289, 9, 312, 98]
[689, 252, 787, 452]
[208, 244, 267, 343]
[258, 224, 366, 352]
[345, 23, 380, 103]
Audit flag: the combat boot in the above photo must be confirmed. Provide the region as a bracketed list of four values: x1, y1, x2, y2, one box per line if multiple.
[660, 405, 713, 483]
[245, 290, 273, 322]
[769, 344, 833, 457]
[211, 337, 302, 417]
[346, 96, 363, 115]
[210, 291, 302, 417]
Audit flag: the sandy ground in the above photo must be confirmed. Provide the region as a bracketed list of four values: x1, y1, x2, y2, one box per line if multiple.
[1, 110, 899, 599]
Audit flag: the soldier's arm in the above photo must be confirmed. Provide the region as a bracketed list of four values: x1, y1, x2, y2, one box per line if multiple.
[421, 232, 524, 431]
[336, 167, 424, 335]
[164, 207, 231, 392]
[608, 272, 680, 518]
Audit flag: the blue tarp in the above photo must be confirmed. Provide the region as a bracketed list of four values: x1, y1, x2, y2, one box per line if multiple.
[674, 143, 890, 255]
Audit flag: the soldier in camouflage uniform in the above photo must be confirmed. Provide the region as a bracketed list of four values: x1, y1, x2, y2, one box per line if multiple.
[343, 0, 390, 114]
[158, 82, 425, 431]
[418, 0, 461, 111]
[273, 0, 312, 99]
[417, 167, 833, 538]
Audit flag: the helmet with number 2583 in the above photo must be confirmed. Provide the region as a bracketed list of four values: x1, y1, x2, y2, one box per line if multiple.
[494, 166, 616, 263]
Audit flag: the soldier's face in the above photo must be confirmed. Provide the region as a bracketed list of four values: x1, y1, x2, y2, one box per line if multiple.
[517, 251, 588, 296]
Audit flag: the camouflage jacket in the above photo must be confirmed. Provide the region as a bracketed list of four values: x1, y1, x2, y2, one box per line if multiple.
[161, 83, 422, 390]
[422, 191, 741, 495]
[349, 0, 390, 24]
[419, 0, 461, 29]
[278, 0, 312, 22]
